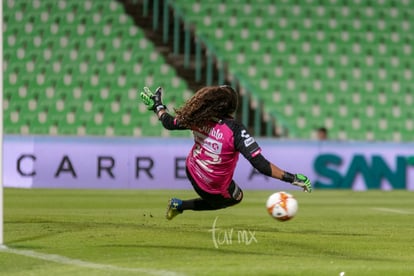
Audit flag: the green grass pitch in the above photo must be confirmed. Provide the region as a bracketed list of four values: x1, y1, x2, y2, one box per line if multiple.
[1, 188, 414, 276]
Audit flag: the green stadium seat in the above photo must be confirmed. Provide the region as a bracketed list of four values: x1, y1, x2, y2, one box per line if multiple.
[4, 0, 412, 140]
[3, 0, 190, 137]
[172, 0, 413, 141]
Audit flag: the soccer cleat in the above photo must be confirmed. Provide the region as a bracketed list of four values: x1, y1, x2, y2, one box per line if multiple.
[166, 198, 183, 220]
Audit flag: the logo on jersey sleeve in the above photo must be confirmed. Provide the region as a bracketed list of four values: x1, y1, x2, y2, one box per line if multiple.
[241, 130, 255, 147]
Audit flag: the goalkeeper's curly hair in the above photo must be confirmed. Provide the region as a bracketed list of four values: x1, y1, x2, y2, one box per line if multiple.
[175, 85, 238, 129]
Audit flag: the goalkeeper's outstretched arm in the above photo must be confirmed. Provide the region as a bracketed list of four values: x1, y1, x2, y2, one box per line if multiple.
[139, 86, 186, 130]
[158, 111, 187, 130]
[249, 154, 313, 193]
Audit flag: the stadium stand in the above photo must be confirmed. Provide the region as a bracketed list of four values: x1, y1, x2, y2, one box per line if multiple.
[3, 0, 413, 141]
[3, 0, 191, 137]
[169, 0, 413, 141]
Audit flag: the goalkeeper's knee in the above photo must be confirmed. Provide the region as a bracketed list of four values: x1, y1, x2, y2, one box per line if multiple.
[232, 185, 243, 203]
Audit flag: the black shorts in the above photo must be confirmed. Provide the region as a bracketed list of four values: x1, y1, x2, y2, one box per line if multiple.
[186, 168, 243, 209]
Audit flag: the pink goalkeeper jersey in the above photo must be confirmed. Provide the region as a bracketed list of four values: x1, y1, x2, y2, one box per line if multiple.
[186, 118, 262, 197]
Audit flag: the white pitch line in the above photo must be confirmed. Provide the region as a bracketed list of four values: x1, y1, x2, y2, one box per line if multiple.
[371, 207, 413, 215]
[0, 245, 185, 276]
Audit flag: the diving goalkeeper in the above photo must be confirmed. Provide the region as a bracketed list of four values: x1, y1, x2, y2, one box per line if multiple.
[140, 85, 312, 220]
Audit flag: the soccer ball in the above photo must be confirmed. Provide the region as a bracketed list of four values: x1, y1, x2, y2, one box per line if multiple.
[266, 191, 298, 221]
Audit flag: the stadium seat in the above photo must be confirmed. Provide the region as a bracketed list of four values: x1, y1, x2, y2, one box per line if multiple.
[172, 0, 413, 141]
[3, 0, 191, 137]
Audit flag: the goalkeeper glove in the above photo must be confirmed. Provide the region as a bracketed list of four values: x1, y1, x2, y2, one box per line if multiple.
[140, 87, 166, 113]
[292, 174, 312, 193]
